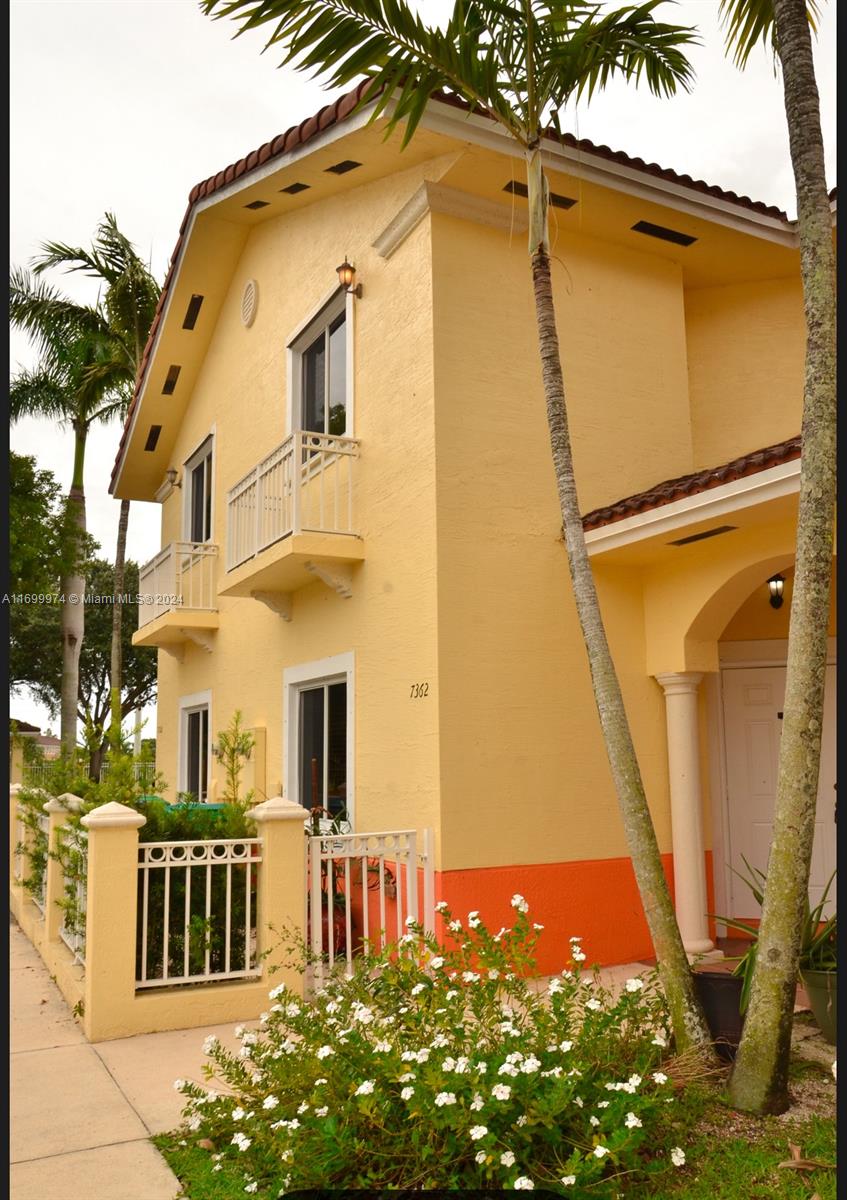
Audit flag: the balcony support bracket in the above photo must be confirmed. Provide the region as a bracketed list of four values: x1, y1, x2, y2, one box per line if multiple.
[303, 560, 354, 598]
[160, 644, 184, 663]
[182, 628, 215, 653]
[251, 590, 293, 621]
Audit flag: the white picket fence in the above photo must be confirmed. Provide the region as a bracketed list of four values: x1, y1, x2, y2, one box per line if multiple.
[307, 828, 435, 988]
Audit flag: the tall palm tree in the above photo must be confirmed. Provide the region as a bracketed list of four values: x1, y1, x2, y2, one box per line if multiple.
[32, 215, 160, 753]
[203, 0, 713, 1054]
[9, 269, 130, 754]
[718, 0, 835, 1115]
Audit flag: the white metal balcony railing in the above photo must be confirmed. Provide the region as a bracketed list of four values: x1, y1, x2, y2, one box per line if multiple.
[227, 430, 359, 571]
[137, 541, 218, 628]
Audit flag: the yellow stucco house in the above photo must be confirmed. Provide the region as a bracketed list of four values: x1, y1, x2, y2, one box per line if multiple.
[111, 86, 836, 971]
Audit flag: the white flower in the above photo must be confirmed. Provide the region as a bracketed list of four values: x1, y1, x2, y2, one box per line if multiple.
[625, 978, 644, 993]
[501, 1151, 516, 1167]
[435, 899, 449, 912]
[492, 1084, 512, 1101]
[263, 1096, 280, 1110]
[470, 1125, 488, 1141]
[652, 1032, 667, 1048]
[316, 1045, 334, 1059]
[520, 1056, 541, 1074]
[541, 1067, 562, 1079]
[589, 1116, 600, 1127]
[573, 1096, 584, 1108]
[670, 1147, 686, 1167]
[173, 1079, 186, 1092]
[561, 1175, 576, 1186]
[652, 1072, 668, 1085]
[448, 920, 462, 932]
[232, 1107, 246, 1120]
[498, 1063, 519, 1077]
[476, 1061, 488, 1073]
[202, 1036, 219, 1054]
[597, 1101, 609, 1108]
[571, 948, 587, 962]
[355, 1080, 375, 1096]
[245, 1183, 258, 1194]
[488, 969, 500, 980]
[475, 1151, 487, 1165]
[510, 894, 529, 914]
[431, 1033, 449, 1048]
[234, 1026, 245, 1038]
[269, 983, 286, 999]
[430, 956, 444, 970]
[513, 1177, 534, 1189]
[628, 1074, 642, 1089]
[470, 1093, 484, 1111]
[434, 1091, 457, 1107]
[231, 1133, 252, 1152]
[373, 1040, 391, 1052]
[593, 1146, 609, 1159]
[468, 911, 481, 928]
[315, 1078, 328, 1086]
[315, 1106, 328, 1117]
[410, 983, 426, 996]
[548, 978, 563, 995]
[296, 1101, 309, 1115]
[405, 914, 416, 926]
[625, 1112, 642, 1129]
[462, 971, 480, 983]
[585, 998, 602, 1011]
[559, 1040, 573, 1052]
[398, 1072, 416, 1083]
[446, 989, 459, 1000]
[400, 1086, 415, 1101]
[351, 1004, 373, 1024]
[515, 1115, 527, 1127]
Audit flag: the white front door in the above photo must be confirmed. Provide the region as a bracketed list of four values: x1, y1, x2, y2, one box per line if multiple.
[721, 664, 836, 919]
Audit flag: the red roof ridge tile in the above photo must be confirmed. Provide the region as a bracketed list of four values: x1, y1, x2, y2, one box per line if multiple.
[581, 436, 802, 531]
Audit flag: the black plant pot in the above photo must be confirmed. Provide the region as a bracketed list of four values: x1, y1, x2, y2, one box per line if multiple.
[692, 970, 745, 1062]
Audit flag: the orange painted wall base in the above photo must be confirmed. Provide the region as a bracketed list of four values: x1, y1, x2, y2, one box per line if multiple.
[435, 852, 716, 974]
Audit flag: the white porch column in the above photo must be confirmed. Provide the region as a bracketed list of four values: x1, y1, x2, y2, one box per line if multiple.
[655, 672, 719, 959]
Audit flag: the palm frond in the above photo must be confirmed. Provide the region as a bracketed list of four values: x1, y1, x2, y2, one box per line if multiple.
[719, 0, 821, 69]
[9, 367, 74, 425]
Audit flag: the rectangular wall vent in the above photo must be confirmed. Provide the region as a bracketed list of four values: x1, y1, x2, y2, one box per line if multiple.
[182, 294, 204, 330]
[280, 181, 310, 194]
[144, 425, 162, 452]
[161, 365, 181, 395]
[325, 159, 362, 175]
[244, 199, 270, 210]
[503, 180, 577, 210]
[669, 524, 737, 547]
[632, 220, 697, 247]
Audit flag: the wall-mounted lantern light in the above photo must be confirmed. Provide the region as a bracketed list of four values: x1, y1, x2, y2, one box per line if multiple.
[768, 574, 785, 609]
[166, 468, 182, 489]
[336, 256, 362, 297]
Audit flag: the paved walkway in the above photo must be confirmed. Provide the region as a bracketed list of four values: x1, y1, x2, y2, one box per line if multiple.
[10, 919, 256, 1200]
[8, 915, 709, 1199]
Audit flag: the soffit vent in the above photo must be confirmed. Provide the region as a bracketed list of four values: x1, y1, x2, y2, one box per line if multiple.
[632, 220, 697, 247]
[244, 199, 270, 210]
[182, 294, 204, 330]
[144, 425, 162, 452]
[280, 181, 310, 194]
[503, 180, 577, 210]
[241, 279, 259, 328]
[669, 524, 736, 547]
[161, 365, 181, 395]
[325, 159, 362, 175]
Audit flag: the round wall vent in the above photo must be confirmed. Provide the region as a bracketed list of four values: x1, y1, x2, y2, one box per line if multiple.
[241, 279, 258, 328]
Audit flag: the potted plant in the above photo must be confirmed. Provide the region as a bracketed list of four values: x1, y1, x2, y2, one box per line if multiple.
[703, 859, 837, 1057]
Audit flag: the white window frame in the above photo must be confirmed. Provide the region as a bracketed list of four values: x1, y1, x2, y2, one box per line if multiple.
[182, 428, 216, 544]
[283, 652, 355, 825]
[178, 689, 212, 802]
[286, 287, 355, 437]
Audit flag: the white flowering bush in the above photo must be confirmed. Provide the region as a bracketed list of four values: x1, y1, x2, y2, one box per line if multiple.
[174, 900, 688, 1194]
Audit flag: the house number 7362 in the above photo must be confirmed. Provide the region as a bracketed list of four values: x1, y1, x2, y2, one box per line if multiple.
[410, 682, 429, 699]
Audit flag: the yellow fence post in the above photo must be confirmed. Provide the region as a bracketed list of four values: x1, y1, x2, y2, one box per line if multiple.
[246, 795, 310, 998]
[80, 801, 146, 1041]
[10, 742, 24, 786]
[10, 783, 23, 887]
[43, 793, 84, 945]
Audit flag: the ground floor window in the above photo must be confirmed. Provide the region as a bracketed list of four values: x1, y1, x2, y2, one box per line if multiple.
[180, 692, 211, 802]
[284, 653, 354, 825]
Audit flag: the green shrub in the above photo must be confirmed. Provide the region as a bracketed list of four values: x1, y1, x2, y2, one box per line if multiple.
[174, 901, 690, 1195]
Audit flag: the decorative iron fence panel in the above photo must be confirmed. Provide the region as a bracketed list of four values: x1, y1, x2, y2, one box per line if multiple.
[136, 838, 262, 989]
[59, 826, 88, 966]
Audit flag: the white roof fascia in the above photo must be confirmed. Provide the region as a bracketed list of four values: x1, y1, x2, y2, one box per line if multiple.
[418, 106, 798, 248]
[584, 457, 801, 556]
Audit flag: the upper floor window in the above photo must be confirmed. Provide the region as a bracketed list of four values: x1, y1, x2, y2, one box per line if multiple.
[184, 435, 213, 543]
[290, 291, 349, 437]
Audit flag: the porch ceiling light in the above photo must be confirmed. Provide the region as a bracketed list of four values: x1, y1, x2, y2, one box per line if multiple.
[336, 256, 362, 298]
[768, 574, 785, 609]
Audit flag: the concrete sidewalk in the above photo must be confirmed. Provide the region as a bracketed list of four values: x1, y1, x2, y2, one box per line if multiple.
[10, 919, 254, 1200]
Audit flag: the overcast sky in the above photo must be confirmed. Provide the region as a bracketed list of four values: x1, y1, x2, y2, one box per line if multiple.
[9, 0, 837, 731]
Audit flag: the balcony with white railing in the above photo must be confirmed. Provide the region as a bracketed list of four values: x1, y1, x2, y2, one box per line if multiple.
[132, 541, 219, 657]
[220, 431, 364, 616]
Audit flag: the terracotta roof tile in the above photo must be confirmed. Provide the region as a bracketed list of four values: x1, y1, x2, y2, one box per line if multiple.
[581, 436, 801, 531]
[109, 83, 801, 493]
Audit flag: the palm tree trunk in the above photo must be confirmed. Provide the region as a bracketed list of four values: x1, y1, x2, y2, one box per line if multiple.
[525, 151, 711, 1054]
[60, 424, 87, 757]
[109, 497, 131, 749]
[727, 0, 836, 1116]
